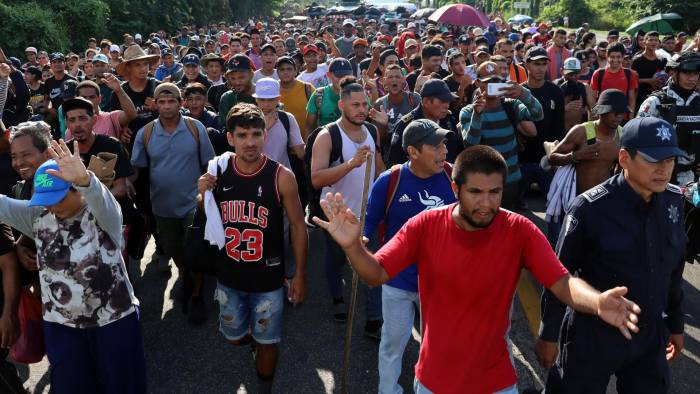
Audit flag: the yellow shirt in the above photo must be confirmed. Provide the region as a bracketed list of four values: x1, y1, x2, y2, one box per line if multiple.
[280, 80, 314, 140]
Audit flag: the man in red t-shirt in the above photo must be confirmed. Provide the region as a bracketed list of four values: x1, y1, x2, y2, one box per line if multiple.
[314, 145, 643, 394]
[591, 42, 639, 116]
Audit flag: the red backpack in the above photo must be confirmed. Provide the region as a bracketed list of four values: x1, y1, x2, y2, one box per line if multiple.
[377, 162, 453, 245]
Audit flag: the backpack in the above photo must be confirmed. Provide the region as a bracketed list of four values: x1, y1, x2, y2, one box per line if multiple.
[596, 68, 632, 97]
[377, 163, 452, 245]
[277, 110, 309, 207]
[304, 121, 379, 221]
[142, 116, 205, 171]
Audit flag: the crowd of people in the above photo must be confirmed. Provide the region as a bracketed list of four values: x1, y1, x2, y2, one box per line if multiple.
[0, 11, 698, 394]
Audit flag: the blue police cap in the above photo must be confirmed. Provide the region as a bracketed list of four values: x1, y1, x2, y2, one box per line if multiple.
[621, 117, 688, 162]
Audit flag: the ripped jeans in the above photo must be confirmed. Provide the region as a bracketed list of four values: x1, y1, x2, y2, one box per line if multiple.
[214, 283, 284, 344]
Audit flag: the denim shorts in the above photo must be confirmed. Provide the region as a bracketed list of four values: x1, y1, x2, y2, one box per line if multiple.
[214, 282, 284, 344]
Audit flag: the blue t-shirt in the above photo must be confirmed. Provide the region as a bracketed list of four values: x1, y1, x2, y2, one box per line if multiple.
[364, 163, 456, 292]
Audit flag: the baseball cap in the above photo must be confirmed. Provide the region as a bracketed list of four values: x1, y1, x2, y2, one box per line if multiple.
[343, 19, 355, 27]
[353, 39, 369, 48]
[182, 54, 200, 66]
[49, 52, 65, 62]
[92, 54, 109, 64]
[402, 119, 454, 151]
[329, 58, 353, 77]
[154, 82, 181, 99]
[225, 54, 252, 72]
[538, 22, 548, 30]
[525, 46, 549, 62]
[25, 47, 37, 54]
[62, 97, 93, 116]
[458, 35, 471, 45]
[477, 61, 503, 82]
[562, 57, 581, 74]
[404, 39, 418, 49]
[302, 44, 320, 55]
[261, 43, 276, 53]
[252, 78, 281, 99]
[407, 22, 417, 29]
[592, 89, 631, 116]
[276, 56, 295, 68]
[134, 33, 142, 40]
[667, 51, 700, 72]
[475, 46, 490, 57]
[62, 80, 78, 99]
[621, 117, 687, 162]
[508, 33, 520, 42]
[607, 29, 620, 38]
[109, 44, 120, 53]
[420, 79, 459, 102]
[28, 160, 72, 207]
[472, 27, 484, 36]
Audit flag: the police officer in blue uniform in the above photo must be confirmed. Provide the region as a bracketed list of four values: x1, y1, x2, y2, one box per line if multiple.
[537, 116, 688, 393]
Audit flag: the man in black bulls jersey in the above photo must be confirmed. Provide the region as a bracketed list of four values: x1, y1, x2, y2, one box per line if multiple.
[197, 103, 308, 394]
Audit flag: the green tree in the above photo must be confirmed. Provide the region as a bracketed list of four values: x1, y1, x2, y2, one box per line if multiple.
[0, 2, 70, 54]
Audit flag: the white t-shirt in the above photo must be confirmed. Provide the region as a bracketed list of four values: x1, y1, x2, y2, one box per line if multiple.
[262, 111, 304, 171]
[253, 69, 280, 83]
[297, 63, 329, 88]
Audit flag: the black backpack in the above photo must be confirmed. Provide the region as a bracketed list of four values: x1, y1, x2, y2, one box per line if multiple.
[277, 110, 309, 207]
[303, 121, 379, 221]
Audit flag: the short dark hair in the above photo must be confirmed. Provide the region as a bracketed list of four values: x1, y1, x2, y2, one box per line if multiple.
[452, 145, 508, 187]
[183, 82, 208, 98]
[384, 63, 402, 73]
[9, 122, 52, 152]
[556, 29, 567, 36]
[645, 31, 660, 39]
[229, 37, 242, 45]
[607, 42, 626, 56]
[339, 76, 364, 99]
[76, 80, 100, 97]
[226, 103, 264, 132]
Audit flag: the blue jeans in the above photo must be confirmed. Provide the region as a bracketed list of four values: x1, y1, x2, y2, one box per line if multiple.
[413, 379, 518, 394]
[214, 283, 284, 344]
[378, 285, 420, 394]
[323, 230, 382, 320]
[43, 310, 147, 394]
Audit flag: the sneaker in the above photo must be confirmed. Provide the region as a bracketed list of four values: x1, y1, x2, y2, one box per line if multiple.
[364, 319, 382, 340]
[187, 296, 207, 325]
[332, 299, 347, 323]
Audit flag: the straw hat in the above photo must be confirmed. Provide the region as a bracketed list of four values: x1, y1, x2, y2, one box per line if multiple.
[116, 44, 160, 76]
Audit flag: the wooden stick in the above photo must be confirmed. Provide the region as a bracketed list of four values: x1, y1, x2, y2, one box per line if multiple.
[341, 151, 374, 394]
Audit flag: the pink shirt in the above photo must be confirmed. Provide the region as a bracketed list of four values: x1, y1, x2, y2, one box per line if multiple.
[547, 45, 571, 80]
[66, 110, 123, 140]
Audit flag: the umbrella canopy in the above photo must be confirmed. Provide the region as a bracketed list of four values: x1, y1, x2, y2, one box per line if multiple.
[411, 8, 434, 19]
[626, 13, 683, 36]
[508, 14, 533, 24]
[428, 4, 489, 27]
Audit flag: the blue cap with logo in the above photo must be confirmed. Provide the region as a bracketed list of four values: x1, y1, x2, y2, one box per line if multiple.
[182, 54, 200, 66]
[29, 160, 72, 207]
[92, 54, 109, 64]
[621, 117, 688, 162]
[329, 58, 353, 77]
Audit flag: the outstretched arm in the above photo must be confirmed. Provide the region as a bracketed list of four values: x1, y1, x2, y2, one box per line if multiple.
[312, 192, 389, 287]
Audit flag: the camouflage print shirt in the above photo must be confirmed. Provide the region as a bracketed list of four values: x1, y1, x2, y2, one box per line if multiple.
[0, 173, 138, 328]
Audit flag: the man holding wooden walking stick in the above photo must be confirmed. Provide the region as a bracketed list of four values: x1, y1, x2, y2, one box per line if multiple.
[314, 145, 644, 394]
[310, 76, 385, 333]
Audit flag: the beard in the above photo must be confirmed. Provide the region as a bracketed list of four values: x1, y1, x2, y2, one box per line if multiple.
[459, 205, 497, 229]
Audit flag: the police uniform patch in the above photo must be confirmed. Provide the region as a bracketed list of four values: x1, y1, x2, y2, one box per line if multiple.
[564, 214, 578, 236]
[666, 183, 682, 194]
[582, 185, 609, 202]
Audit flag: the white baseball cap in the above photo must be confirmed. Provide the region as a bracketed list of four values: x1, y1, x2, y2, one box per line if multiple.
[343, 18, 355, 27]
[407, 22, 417, 29]
[472, 27, 484, 36]
[252, 78, 280, 99]
[563, 57, 582, 73]
[134, 33, 142, 40]
[25, 47, 37, 54]
[109, 44, 121, 53]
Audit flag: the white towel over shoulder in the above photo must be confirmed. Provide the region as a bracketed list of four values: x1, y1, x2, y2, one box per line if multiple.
[545, 165, 577, 223]
[204, 152, 233, 249]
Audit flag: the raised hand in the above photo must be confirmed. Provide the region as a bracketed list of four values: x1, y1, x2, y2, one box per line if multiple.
[102, 73, 123, 92]
[368, 103, 389, 127]
[596, 286, 641, 340]
[312, 192, 361, 249]
[45, 139, 90, 187]
[0, 63, 10, 79]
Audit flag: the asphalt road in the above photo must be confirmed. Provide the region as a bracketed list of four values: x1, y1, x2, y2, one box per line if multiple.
[17, 196, 700, 393]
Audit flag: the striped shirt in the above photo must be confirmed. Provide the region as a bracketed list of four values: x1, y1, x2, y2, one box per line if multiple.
[459, 89, 543, 183]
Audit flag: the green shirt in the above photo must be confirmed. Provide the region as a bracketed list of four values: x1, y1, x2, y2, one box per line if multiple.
[218, 90, 257, 128]
[305, 86, 341, 127]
